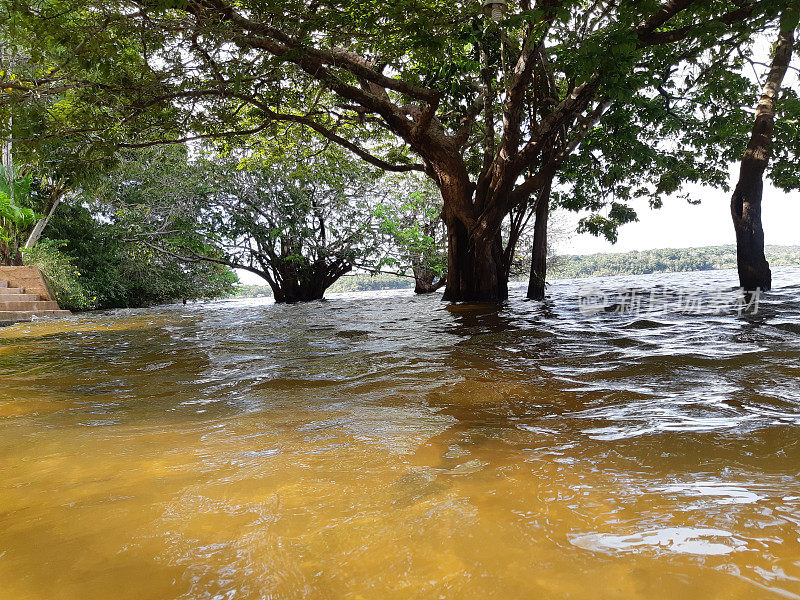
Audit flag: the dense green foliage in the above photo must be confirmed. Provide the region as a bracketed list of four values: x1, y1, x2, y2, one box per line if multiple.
[373, 175, 446, 291]
[92, 143, 382, 302]
[552, 246, 800, 279]
[39, 203, 237, 310]
[0, 169, 38, 264]
[22, 238, 94, 309]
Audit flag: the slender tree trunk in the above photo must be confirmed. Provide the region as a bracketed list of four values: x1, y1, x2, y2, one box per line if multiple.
[731, 6, 798, 291]
[527, 182, 551, 300]
[24, 191, 64, 249]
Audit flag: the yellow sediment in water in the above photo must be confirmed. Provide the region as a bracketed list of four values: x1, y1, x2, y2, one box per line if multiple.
[0, 314, 179, 340]
[2, 275, 800, 599]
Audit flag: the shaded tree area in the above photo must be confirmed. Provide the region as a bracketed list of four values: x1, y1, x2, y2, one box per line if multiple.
[7, 0, 800, 305]
[373, 175, 447, 294]
[0, 169, 36, 265]
[29, 202, 237, 310]
[0, 55, 118, 266]
[0, 140, 105, 266]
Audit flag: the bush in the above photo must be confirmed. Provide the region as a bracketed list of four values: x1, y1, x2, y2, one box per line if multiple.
[22, 239, 96, 310]
[43, 203, 238, 309]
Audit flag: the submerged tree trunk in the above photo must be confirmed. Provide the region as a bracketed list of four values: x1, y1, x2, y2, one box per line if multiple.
[527, 183, 551, 300]
[266, 260, 351, 303]
[731, 7, 798, 291]
[269, 280, 327, 303]
[411, 260, 445, 294]
[442, 217, 508, 302]
[436, 165, 510, 303]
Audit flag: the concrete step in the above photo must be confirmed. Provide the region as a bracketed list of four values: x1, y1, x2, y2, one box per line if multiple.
[0, 268, 69, 325]
[0, 293, 40, 302]
[0, 300, 61, 311]
[0, 310, 71, 320]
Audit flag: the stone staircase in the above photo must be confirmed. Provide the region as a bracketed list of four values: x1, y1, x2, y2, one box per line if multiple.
[0, 268, 71, 325]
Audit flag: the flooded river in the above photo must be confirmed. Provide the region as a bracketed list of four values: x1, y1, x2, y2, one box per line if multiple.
[2, 268, 800, 599]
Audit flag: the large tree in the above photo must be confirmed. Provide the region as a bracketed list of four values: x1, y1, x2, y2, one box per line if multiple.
[96, 143, 382, 302]
[2, 0, 791, 301]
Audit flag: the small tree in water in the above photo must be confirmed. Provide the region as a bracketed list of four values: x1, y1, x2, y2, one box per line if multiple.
[100, 143, 382, 303]
[208, 156, 381, 302]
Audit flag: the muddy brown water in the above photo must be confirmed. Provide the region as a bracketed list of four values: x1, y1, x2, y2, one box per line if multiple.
[1, 268, 800, 599]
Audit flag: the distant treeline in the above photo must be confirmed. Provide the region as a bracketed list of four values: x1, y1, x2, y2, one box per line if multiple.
[328, 273, 414, 292]
[550, 245, 800, 279]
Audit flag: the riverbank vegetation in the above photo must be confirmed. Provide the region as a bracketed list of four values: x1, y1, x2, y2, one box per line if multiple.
[25, 203, 237, 311]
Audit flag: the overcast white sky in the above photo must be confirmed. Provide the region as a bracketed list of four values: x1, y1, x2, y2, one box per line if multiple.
[556, 172, 800, 256]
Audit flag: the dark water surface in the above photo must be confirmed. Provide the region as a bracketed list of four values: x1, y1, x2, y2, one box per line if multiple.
[2, 268, 800, 599]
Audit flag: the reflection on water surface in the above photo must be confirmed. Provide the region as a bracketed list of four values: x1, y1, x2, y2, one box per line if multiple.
[2, 268, 800, 599]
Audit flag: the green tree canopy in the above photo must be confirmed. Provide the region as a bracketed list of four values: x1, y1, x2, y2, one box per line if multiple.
[91, 141, 383, 302]
[3, 0, 797, 301]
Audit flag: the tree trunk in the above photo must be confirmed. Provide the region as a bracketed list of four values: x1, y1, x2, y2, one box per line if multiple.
[0, 244, 23, 266]
[411, 259, 445, 294]
[442, 218, 508, 302]
[24, 191, 64, 249]
[269, 274, 327, 303]
[267, 260, 349, 303]
[270, 282, 327, 303]
[731, 170, 771, 291]
[731, 6, 797, 291]
[527, 183, 551, 300]
[412, 264, 436, 294]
